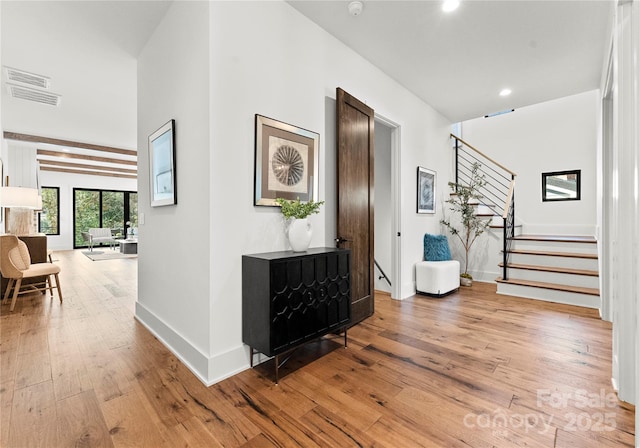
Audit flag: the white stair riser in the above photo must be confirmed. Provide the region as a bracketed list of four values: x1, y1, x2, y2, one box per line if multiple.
[496, 283, 600, 309]
[510, 240, 597, 254]
[508, 253, 598, 271]
[491, 226, 524, 237]
[477, 204, 499, 216]
[505, 268, 599, 289]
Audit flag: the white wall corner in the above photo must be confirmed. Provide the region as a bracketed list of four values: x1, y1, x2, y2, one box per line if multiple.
[135, 301, 211, 385]
[136, 301, 252, 386]
[206, 345, 251, 386]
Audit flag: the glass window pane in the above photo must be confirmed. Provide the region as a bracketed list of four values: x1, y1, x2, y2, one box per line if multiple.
[74, 190, 100, 247]
[129, 193, 138, 226]
[39, 187, 59, 235]
[73, 189, 138, 248]
[102, 191, 124, 236]
[542, 170, 581, 202]
[128, 192, 138, 238]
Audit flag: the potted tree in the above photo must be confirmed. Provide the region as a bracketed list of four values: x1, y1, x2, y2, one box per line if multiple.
[440, 163, 491, 286]
[275, 197, 325, 252]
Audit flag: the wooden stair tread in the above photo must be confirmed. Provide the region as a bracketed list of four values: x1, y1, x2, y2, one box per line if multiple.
[511, 234, 596, 243]
[507, 249, 597, 259]
[490, 224, 522, 229]
[498, 262, 598, 277]
[496, 277, 600, 296]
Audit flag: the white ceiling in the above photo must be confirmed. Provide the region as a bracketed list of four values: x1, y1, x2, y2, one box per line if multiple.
[16, 0, 173, 58]
[288, 0, 614, 122]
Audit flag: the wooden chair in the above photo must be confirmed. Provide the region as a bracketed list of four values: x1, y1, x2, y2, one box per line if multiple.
[0, 235, 63, 312]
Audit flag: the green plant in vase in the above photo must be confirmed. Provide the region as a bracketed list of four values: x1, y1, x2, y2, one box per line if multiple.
[275, 197, 325, 252]
[275, 197, 325, 219]
[440, 163, 491, 283]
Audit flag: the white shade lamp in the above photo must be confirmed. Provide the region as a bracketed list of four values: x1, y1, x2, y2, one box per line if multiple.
[0, 187, 40, 235]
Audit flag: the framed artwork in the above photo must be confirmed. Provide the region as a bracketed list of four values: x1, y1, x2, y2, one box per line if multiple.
[149, 119, 177, 207]
[254, 114, 319, 206]
[417, 166, 436, 214]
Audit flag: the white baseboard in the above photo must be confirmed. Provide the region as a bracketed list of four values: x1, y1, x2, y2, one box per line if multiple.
[135, 301, 250, 386]
[206, 345, 250, 386]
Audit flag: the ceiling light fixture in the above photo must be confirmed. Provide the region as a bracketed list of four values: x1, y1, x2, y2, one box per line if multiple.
[348, 1, 363, 16]
[442, 0, 460, 12]
[499, 88, 512, 97]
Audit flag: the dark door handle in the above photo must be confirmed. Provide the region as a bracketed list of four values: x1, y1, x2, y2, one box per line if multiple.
[335, 236, 352, 245]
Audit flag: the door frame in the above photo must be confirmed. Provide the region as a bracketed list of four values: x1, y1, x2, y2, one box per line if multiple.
[374, 113, 402, 300]
[601, 42, 614, 323]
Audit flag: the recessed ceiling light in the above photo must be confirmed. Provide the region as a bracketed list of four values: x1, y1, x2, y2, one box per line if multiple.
[442, 0, 460, 12]
[499, 88, 512, 97]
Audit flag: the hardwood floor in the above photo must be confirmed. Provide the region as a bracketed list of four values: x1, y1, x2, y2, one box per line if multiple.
[0, 249, 635, 447]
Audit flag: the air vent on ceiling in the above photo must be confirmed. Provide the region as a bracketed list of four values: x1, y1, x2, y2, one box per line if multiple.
[5, 66, 50, 89]
[7, 84, 61, 107]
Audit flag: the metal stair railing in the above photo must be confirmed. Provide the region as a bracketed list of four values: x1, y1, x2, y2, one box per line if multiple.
[451, 134, 516, 280]
[374, 259, 391, 286]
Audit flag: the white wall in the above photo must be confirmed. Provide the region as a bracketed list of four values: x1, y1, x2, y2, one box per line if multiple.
[374, 122, 392, 293]
[462, 90, 599, 235]
[134, 1, 452, 384]
[456, 90, 599, 282]
[136, 1, 212, 382]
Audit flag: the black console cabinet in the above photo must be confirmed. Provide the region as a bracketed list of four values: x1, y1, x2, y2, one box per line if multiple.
[242, 247, 351, 382]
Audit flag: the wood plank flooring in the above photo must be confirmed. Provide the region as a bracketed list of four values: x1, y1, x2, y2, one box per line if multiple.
[0, 249, 635, 447]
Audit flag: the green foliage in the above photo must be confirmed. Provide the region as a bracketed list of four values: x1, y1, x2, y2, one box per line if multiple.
[74, 190, 100, 246]
[73, 190, 138, 246]
[275, 197, 325, 219]
[39, 187, 58, 234]
[440, 162, 492, 277]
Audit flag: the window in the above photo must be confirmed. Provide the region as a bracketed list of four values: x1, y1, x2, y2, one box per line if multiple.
[542, 170, 581, 202]
[73, 188, 137, 248]
[38, 187, 60, 235]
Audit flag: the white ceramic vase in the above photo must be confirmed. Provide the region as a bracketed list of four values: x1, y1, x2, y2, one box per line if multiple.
[288, 218, 312, 252]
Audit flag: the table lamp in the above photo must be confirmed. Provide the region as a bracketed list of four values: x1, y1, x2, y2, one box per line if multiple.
[0, 186, 40, 235]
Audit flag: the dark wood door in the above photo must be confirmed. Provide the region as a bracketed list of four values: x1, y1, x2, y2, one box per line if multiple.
[336, 88, 374, 325]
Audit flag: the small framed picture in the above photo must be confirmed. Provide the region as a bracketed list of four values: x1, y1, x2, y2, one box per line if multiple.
[149, 119, 177, 207]
[254, 114, 319, 207]
[417, 166, 436, 214]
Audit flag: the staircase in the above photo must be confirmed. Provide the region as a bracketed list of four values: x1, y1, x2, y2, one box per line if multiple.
[450, 135, 600, 309]
[495, 234, 600, 308]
